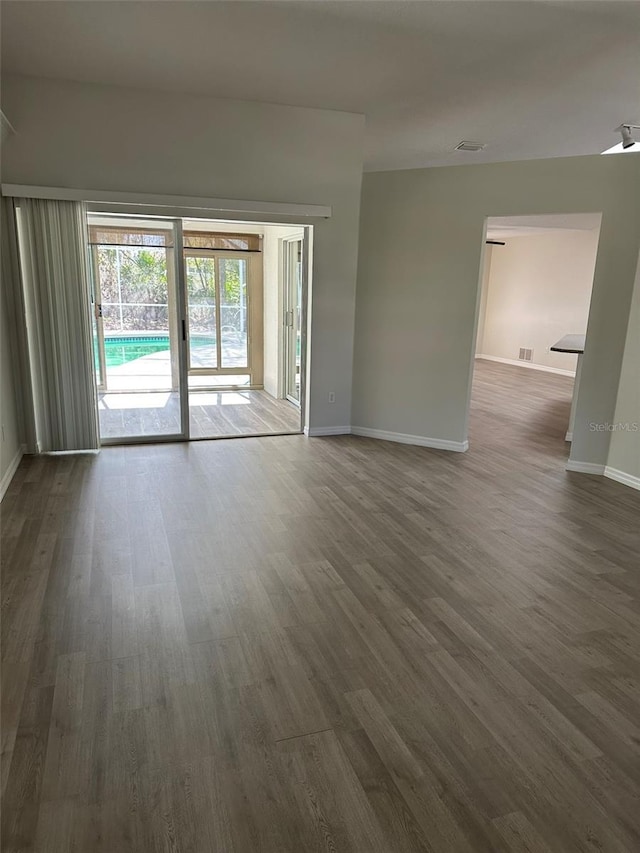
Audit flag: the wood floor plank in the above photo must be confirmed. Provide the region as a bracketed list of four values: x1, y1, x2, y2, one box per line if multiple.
[277, 729, 389, 852]
[344, 688, 424, 784]
[2, 360, 640, 851]
[39, 651, 86, 803]
[492, 811, 556, 853]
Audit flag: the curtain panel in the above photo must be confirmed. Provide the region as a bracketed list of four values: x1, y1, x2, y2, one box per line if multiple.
[15, 198, 98, 452]
[1, 195, 34, 450]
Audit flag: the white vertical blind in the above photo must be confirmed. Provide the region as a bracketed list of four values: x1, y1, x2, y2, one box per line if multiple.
[16, 198, 99, 451]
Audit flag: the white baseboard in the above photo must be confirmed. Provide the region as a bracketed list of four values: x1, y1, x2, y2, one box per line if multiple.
[565, 460, 640, 491]
[351, 426, 468, 452]
[0, 444, 25, 502]
[565, 431, 573, 442]
[476, 354, 576, 378]
[565, 459, 606, 475]
[304, 425, 352, 437]
[604, 466, 640, 491]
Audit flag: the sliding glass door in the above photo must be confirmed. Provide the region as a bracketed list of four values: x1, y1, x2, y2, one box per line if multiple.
[88, 217, 186, 442]
[184, 253, 251, 384]
[184, 247, 264, 437]
[87, 216, 306, 444]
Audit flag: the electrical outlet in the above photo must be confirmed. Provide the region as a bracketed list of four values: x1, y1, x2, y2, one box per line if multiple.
[328, 392, 335, 403]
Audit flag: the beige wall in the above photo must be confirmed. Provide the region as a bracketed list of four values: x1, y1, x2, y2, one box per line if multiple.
[607, 248, 640, 483]
[1, 74, 364, 432]
[478, 229, 600, 373]
[353, 153, 640, 470]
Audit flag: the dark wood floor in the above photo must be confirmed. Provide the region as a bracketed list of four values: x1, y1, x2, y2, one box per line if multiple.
[2, 360, 640, 852]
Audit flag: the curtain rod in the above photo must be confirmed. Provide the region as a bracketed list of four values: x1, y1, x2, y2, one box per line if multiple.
[1, 184, 332, 219]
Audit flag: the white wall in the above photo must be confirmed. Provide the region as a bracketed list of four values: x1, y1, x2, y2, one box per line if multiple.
[477, 229, 600, 373]
[1, 74, 365, 432]
[353, 153, 640, 471]
[607, 248, 640, 485]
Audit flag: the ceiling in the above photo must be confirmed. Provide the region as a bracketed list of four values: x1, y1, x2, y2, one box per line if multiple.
[2, 1, 639, 172]
[486, 212, 602, 239]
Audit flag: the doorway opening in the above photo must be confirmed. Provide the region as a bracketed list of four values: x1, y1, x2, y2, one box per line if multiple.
[470, 213, 602, 465]
[88, 213, 311, 444]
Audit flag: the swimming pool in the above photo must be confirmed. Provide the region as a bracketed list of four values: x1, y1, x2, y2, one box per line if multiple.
[97, 334, 216, 368]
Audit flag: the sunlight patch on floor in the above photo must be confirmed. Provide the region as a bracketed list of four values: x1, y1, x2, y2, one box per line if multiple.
[189, 392, 251, 406]
[99, 393, 171, 410]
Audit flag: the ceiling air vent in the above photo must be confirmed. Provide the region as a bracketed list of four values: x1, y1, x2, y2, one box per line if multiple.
[455, 140, 486, 152]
